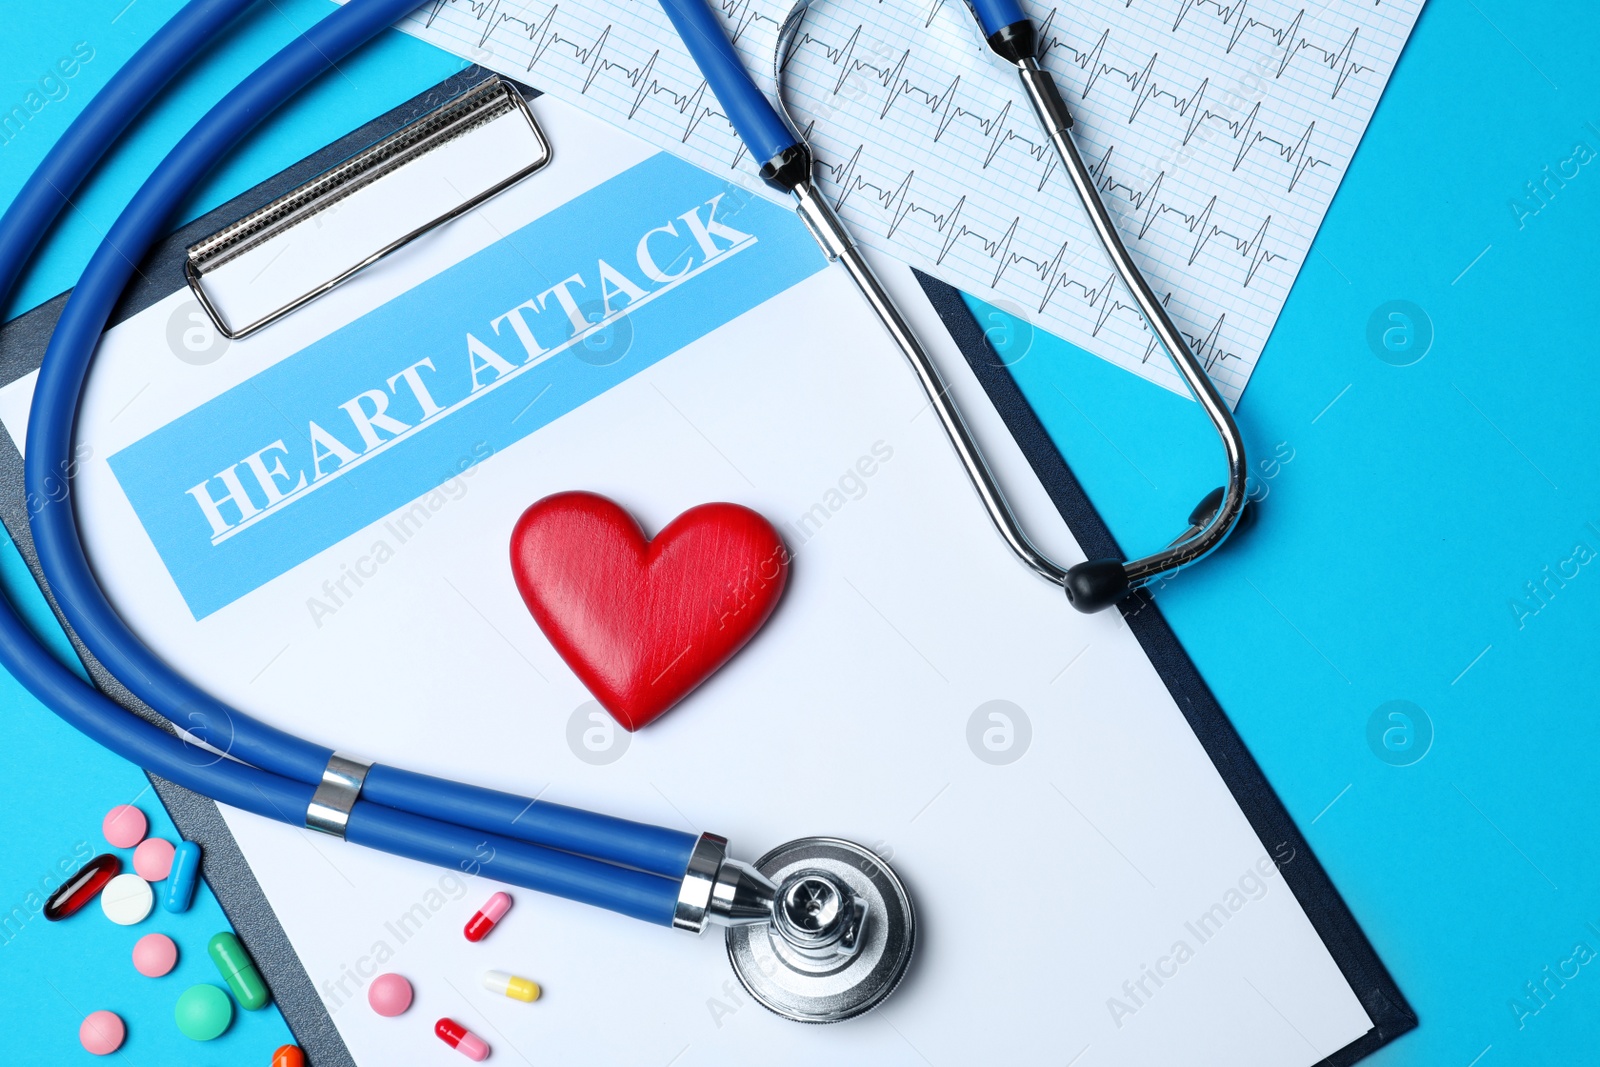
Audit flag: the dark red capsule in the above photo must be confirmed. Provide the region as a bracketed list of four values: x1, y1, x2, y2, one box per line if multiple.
[44, 853, 122, 921]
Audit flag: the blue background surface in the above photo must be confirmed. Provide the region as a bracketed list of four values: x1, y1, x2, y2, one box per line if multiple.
[0, 529, 299, 1059]
[2, 0, 1597, 1063]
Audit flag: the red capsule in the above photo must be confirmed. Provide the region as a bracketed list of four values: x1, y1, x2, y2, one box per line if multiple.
[463, 891, 510, 942]
[44, 853, 122, 921]
[435, 1017, 490, 1060]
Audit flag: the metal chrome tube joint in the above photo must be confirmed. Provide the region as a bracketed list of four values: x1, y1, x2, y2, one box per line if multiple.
[673, 832, 913, 1022]
[672, 832, 866, 963]
[672, 832, 781, 933]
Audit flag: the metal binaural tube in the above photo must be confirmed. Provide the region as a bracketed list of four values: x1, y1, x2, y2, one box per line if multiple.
[763, 0, 1247, 609]
[1012, 57, 1248, 586]
[792, 180, 1073, 589]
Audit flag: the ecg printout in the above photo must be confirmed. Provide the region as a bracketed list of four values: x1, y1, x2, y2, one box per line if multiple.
[381, 0, 1425, 404]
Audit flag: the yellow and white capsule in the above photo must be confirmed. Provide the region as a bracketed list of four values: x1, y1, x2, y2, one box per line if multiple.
[482, 970, 540, 1003]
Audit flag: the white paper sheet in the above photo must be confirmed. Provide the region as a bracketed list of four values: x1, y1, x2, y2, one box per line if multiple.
[377, 0, 1425, 405]
[2, 96, 1372, 1065]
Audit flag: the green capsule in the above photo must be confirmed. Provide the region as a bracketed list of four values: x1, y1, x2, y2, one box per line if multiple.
[207, 931, 271, 1010]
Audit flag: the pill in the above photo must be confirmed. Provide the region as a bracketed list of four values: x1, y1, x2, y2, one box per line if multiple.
[44, 853, 121, 921]
[464, 891, 511, 942]
[435, 1017, 490, 1061]
[367, 972, 413, 1017]
[102, 805, 147, 849]
[163, 840, 202, 913]
[132, 837, 175, 881]
[208, 931, 271, 1010]
[78, 1010, 125, 1055]
[100, 873, 153, 925]
[482, 970, 540, 1002]
[272, 1044, 306, 1067]
[174, 983, 233, 1041]
[133, 932, 178, 977]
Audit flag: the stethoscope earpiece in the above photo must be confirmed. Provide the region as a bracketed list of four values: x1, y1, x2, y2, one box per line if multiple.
[1063, 559, 1130, 613]
[1063, 486, 1247, 612]
[1189, 486, 1228, 529]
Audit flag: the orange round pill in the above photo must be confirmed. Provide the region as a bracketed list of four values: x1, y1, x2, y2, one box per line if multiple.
[271, 1044, 305, 1067]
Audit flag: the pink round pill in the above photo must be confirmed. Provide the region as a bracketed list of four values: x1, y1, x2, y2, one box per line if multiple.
[132, 838, 175, 881]
[368, 973, 413, 1017]
[103, 805, 147, 849]
[132, 932, 178, 977]
[79, 1010, 125, 1055]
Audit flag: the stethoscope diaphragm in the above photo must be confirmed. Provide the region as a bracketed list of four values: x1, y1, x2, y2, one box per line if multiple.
[726, 837, 915, 1023]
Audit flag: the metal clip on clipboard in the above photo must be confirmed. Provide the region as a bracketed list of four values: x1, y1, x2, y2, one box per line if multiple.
[185, 76, 552, 340]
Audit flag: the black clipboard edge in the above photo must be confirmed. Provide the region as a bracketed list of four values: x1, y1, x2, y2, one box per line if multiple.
[914, 273, 1418, 1064]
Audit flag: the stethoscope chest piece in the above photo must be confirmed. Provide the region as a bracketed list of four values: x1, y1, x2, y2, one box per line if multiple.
[726, 837, 915, 1023]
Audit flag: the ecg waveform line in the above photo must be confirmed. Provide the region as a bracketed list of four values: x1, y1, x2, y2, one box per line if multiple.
[824, 141, 1284, 292]
[735, 16, 1321, 316]
[424, 0, 1312, 297]
[791, 17, 1341, 194]
[425, 0, 755, 165]
[777, 23, 1311, 290]
[431, 0, 1352, 196]
[400, 0, 1425, 404]
[1163, 0, 1373, 99]
[809, 143, 1263, 373]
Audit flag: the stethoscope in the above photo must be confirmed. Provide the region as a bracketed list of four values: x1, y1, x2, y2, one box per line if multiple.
[660, 0, 1250, 612]
[0, 0, 1244, 1029]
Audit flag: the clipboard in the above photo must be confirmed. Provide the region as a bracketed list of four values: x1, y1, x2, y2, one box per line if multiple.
[0, 66, 1414, 1065]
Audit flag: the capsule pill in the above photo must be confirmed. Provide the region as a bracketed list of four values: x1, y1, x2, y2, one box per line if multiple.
[208, 931, 270, 1010]
[436, 1017, 490, 1060]
[464, 891, 511, 942]
[163, 840, 201, 913]
[483, 969, 540, 1002]
[44, 853, 121, 921]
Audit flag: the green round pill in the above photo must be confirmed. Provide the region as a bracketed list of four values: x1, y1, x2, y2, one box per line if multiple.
[174, 983, 233, 1041]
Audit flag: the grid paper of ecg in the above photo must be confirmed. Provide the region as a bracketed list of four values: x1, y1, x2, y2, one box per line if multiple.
[384, 0, 1425, 405]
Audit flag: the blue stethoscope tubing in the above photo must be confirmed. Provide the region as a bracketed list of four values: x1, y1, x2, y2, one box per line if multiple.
[1, 0, 695, 926]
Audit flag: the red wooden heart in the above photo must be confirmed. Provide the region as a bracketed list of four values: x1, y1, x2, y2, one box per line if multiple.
[510, 492, 789, 731]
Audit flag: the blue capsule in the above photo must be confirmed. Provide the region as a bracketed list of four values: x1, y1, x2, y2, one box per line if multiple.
[163, 840, 202, 913]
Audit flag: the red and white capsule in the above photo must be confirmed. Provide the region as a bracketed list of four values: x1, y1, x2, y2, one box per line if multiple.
[463, 892, 511, 942]
[435, 1017, 489, 1061]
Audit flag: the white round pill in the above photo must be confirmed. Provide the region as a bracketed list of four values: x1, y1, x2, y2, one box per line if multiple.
[100, 873, 153, 926]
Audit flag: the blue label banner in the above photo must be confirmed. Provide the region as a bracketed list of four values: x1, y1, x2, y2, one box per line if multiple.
[109, 153, 826, 619]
